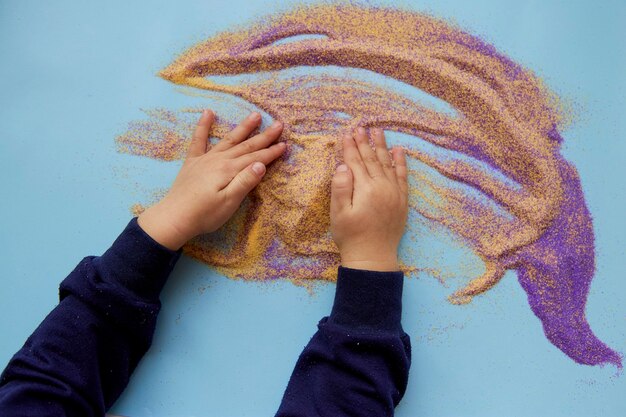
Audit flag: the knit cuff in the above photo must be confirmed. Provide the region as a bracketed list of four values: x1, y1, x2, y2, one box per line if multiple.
[329, 266, 404, 332]
[92, 217, 182, 300]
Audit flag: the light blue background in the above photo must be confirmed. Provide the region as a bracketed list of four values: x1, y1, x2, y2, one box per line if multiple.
[1, 1, 625, 416]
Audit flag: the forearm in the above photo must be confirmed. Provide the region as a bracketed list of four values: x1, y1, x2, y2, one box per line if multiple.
[276, 267, 411, 417]
[0, 218, 181, 416]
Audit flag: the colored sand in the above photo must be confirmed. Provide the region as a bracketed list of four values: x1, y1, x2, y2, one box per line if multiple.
[116, 3, 621, 367]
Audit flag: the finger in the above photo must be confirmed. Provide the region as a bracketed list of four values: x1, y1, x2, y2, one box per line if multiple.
[392, 146, 408, 195]
[330, 164, 353, 213]
[231, 142, 287, 172]
[372, 128, 395, 181]
[227, 120, 283, 158]
[223, 162, 266, 202]
[212, 112, 261, 152]
[341, 133, 368, 179]
[187, 109, 214, 158]
[355, 127, 384, 178]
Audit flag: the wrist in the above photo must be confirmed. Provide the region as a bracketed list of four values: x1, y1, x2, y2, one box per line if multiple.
[338, 242, 399, 272]
[137, 203, 194, 251]
[340, 252, 399, 271]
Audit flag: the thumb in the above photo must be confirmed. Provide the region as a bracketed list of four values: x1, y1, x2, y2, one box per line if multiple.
[225, 161, 266, 201]
[330, 164, 353, 213]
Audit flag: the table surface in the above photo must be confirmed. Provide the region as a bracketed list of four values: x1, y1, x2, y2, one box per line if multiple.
[1, 1, 625, 416]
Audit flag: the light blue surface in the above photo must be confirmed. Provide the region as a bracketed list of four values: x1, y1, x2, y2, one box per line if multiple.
[1, 0, 625, 416]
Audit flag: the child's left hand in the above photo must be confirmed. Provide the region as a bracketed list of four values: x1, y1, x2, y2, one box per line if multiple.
[138, 109, 286, 250]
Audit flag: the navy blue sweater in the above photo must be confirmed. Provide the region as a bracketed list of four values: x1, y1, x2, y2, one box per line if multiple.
[0, 218, 411, 416]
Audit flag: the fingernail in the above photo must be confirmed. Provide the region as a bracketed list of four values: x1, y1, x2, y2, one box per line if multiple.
[336, 164, 348, 172]
[247, 112, 260, 121]
[357, 127, 366, 135]
[252, 162, 266, 176]
[271, 120, 283, 129]
[372, 127, 382, 135]
[198, 110, 211, 124]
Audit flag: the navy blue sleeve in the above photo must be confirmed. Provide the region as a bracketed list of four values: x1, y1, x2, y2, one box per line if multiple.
[275, 266, 411, 417]
[0, 218, 181, 417]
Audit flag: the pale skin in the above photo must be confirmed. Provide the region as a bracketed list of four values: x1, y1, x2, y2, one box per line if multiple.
[139, 110, 408, 272]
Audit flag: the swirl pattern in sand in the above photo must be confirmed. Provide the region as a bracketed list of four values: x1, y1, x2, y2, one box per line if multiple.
[116, 4, 621, 368]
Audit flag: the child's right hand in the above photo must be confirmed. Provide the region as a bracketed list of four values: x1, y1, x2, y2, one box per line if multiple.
[330, 127, 408, 271]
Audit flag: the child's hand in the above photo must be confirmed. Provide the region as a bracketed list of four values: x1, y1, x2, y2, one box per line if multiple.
[330, 127, 408, 271]
[138, 110, 286, 250]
